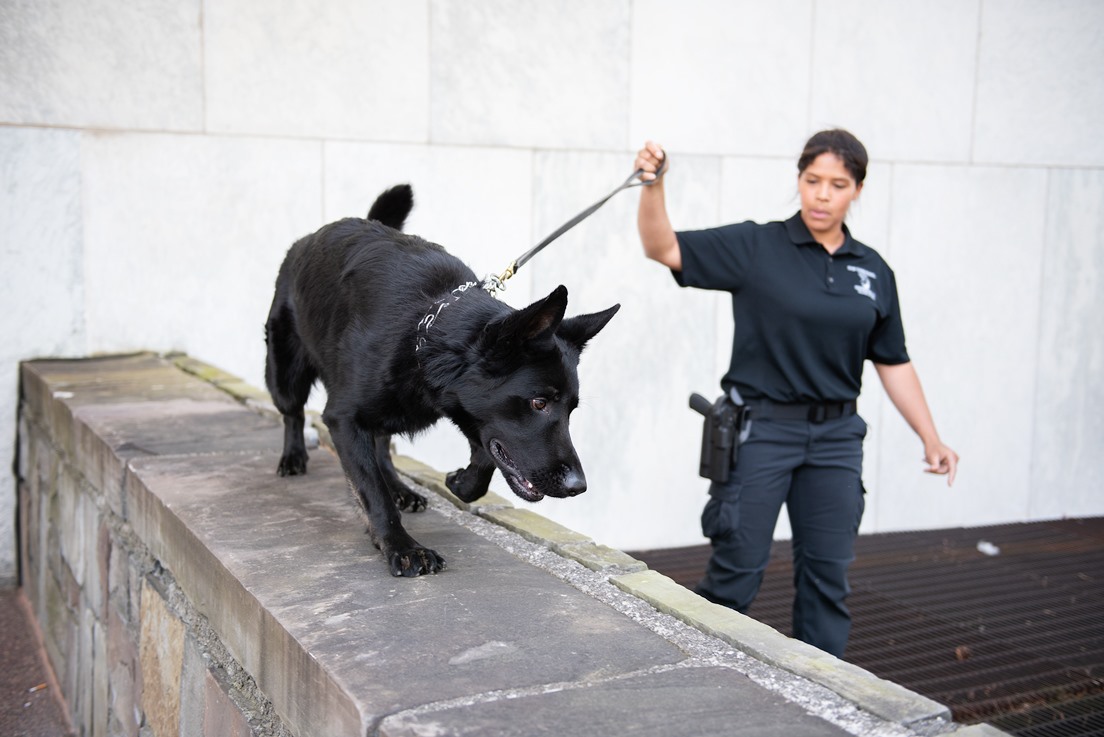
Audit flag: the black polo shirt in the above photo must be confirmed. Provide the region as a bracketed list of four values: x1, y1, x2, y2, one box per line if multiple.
[674, 212, 909, 403]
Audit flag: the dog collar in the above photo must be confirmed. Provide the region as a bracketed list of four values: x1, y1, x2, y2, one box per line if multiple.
[416, 280, 479, 352]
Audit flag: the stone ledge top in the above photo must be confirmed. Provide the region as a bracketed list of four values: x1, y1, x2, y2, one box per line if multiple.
[19, 353, 968, 737]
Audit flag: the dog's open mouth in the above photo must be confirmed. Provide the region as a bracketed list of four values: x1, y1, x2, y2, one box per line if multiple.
[488, 439, 543, 502]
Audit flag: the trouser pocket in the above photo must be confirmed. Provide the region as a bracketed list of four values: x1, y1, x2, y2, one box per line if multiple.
[701, 483, 742, 541]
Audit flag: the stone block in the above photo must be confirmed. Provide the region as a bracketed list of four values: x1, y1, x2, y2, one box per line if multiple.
[93, 520, 111, 621]
[552, 542, 647, 574]
[139, 581, 185, 737]
[107, 605, 140, 737]
[381, 666, 852, 737]
[202, 668, 253, 737]
[179, 636, 207, 737]
[393, 455, 515, 513]
[56, 469, 85, 588]
[22, 355, 277, 519]
[126, 449, 684, 737]
[478, 508, 592, 548]
[169, 356, 241, 387]
[71, 396, 284, 516]
[40, 567, 75, 709]
[75, 606, 96, 735]
[611, 570, 950, 728]
[17, 479, 35, 602]
[20, 355, 228, 470]
[107, 533, 132, 626]
[92, 614, 109, 737]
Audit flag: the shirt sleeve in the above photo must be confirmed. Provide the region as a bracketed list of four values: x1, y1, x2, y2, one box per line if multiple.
[672, 221, 758, 291]
[866, 268, 910, 365]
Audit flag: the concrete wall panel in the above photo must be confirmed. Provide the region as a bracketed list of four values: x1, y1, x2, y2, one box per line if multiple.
[630, 0, 813, 157]
[0, 0, 203, 131]
[0, 126, 85, 583]
[81, 133, 322, 390]
[323, 141, 532, 300]
[1031, 168, 1104, 516]
[809, 0, 980, 163]
[204, 0, 429, 141]
[430, 1, 630, 150]
[873, 163, 1048, 529]
[974, 0, 1104, 166]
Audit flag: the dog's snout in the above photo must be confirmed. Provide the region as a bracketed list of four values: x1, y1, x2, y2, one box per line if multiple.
[562, 469, 587, 496]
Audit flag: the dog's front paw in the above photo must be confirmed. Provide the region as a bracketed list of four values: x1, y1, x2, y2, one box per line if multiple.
[446, 466, 490, 503]
[387, 545, 446, 577]
[393, 484, 428, 513]
[277, 451, 308, 476]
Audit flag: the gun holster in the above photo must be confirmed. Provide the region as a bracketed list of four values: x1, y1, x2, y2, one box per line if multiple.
[689, 392, 749, 484]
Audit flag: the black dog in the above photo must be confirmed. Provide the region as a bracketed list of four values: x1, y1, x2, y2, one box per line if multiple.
[264, 185, 619, 577]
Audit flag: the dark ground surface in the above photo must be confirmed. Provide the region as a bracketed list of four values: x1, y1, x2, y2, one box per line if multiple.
[631, 517, 1104, 737]
[0, 588, 74, 737]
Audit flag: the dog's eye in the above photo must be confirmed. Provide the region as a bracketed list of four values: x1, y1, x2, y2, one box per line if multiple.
[530, 398, 548, 412]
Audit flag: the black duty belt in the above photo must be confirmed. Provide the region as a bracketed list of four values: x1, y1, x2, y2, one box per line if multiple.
[744, 399, 858, 423]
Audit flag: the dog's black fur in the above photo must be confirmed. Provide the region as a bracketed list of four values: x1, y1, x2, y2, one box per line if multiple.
[264, 185, 619, 576]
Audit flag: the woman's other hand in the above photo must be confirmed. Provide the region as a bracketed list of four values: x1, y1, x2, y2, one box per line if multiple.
[923, 441, 959, 486]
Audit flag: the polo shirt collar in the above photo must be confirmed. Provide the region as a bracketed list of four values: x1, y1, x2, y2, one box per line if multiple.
[785, 212, 867, 257]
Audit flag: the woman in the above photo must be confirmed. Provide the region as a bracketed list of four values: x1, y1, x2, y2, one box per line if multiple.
[634, 130, 958, 657]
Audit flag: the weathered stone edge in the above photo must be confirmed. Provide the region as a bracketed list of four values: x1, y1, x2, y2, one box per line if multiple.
[169, 353, 954, 730]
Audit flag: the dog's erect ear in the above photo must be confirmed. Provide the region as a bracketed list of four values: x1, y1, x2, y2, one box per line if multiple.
[557, 304, 621, 353]
[485, 285, 569, 350]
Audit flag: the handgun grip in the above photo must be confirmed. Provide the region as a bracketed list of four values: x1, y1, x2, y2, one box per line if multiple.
[689, 393, 711, 416]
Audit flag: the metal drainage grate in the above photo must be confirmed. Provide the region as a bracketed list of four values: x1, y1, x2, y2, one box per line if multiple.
[629, 518, 1104, 737]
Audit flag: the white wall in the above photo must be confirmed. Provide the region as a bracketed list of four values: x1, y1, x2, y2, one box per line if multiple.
[2, 0, 1102, 582]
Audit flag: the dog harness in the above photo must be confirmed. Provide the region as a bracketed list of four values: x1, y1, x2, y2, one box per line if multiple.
[415, 280, 479, 352]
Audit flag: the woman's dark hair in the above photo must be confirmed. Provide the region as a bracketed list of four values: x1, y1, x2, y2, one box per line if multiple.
[797, 129, 868, 185]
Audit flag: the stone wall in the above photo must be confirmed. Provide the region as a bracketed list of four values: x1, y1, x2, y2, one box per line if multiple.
[15, 352, 1006, 737]
[17, 355, 291, 737]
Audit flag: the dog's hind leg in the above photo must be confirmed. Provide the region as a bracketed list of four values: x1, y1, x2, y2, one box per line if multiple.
[265, 300, 317, 476]
[324, 409, 445, 576]
[374, 435, 428, 512]
[445, 439, 496, 503]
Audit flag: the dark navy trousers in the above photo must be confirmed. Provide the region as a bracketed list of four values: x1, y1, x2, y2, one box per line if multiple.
[694, 412, 867, 657]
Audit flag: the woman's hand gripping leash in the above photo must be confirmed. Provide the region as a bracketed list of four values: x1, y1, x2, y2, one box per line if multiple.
[635, 141, 668, 183]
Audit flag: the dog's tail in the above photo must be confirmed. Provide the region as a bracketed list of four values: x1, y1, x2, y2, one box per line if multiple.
[367, 184, 414, 231]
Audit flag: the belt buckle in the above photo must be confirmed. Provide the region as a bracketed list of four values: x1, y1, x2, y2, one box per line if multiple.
[808, 404, 828, 423]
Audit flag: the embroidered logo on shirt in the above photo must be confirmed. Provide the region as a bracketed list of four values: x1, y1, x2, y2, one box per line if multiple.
[847, 265, 877, 301]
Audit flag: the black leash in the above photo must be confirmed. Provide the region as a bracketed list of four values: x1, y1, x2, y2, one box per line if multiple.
[483, 156, 668, 295]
